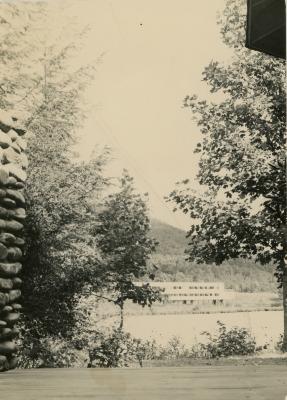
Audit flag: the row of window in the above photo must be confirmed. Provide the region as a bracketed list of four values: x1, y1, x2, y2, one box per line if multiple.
[172, 286, 217, 290]
[168, 293, 220, 297]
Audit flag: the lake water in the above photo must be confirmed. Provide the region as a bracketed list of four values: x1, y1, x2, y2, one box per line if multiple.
[123, 311, 283, 347]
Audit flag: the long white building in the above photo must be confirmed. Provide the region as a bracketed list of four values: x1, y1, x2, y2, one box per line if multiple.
[134, 281, 229, 304]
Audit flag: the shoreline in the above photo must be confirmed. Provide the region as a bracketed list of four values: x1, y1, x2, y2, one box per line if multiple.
[124, 307, 283, 317]
[142, 355, 287, 368]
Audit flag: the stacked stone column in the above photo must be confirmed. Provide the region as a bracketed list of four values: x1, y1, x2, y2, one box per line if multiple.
[0, 110, 27, 372]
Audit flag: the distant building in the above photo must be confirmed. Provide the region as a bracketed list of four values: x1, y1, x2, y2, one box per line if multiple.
[134, 281, 229, 304]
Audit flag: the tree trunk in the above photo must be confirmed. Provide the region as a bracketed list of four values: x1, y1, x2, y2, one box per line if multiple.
[119, 300, 124, 331]
[137, 356, 143, 368]
[282, 269, 287, 352]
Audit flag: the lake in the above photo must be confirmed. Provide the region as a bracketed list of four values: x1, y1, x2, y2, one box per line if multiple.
[122, 311, 283, 347]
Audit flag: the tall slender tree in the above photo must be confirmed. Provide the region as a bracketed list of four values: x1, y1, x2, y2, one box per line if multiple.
[94, 171, 160, 329]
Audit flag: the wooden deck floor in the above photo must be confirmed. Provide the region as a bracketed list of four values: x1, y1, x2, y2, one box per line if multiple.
[0, 366, 286, 400]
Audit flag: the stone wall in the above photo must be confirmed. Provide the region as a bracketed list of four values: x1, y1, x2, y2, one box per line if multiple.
[0, 110, 27, 372]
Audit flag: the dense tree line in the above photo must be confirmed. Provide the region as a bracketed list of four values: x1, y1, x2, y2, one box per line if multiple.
[151, 254, 277, 293]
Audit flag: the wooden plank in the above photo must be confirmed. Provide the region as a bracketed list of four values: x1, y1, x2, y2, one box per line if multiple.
[0, 366, 286, 400]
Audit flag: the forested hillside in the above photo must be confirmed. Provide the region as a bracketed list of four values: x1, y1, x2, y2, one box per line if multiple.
[150, 219, 188, 255]
[150, 219, 277, 293]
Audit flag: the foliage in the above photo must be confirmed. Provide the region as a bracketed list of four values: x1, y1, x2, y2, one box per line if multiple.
[151, 220, 276, 292]
[152, 254, 277, 292]
[157, 336, 190, 360]
[0, 3, 110, 340]
[0, 2, 45, 111]
[200, 321, 257, 358]
[18, 321, 271, 369]
[169, 0, 285, 273]
[151, 218, 188, 255]
[22, 156, 109, 338]
[88, 330, 199, 368]
[93, 171, 161, 328]
[17, 322, 86, 368]
[19, 325, 158, 368]
[88, 328, 159, 368]
[168, 0, 286, 347]
[83, 320, 260, 368]
[275, 334, 284, 353]
[1, 2, 161, 362]
[0, 2, 97, 116]
[22, 48, 108, 339]
[18, 336, 83, 369]
[131, 337, 159, 367]
[88, 329, 131, 368]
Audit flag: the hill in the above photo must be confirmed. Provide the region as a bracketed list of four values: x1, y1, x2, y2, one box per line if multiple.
[150, 219, 188, 255]
[149, 219, 277, 293]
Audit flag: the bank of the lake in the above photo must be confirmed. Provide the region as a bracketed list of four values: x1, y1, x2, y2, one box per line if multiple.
[123, 310, 283, 348]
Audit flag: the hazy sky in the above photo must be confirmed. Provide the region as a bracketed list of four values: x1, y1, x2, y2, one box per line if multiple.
[66, 0, 233, 229]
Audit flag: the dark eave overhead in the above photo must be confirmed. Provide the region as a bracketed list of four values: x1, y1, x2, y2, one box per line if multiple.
[246, 0, 286, 59]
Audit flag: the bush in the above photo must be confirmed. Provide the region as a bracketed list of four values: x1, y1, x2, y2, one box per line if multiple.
[88, 329, 159, 368]
[131, 337, 159, 367]
[157, 336, 190, 360]
[18, 335, 85, 368]
[17, 320, 88, 368]
[18, 320, 263, 368]
[88, 329, 133, 368]
[275, 334, 284, 353]
[200, 320, 257, 358]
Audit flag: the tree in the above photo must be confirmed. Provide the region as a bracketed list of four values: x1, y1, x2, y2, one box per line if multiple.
[0, 3, 44, 111]
[168, 0, 286, 349]
[0, 3, 110, 342]
[94, 171, 161, 329]
[22, 47, 108, 339]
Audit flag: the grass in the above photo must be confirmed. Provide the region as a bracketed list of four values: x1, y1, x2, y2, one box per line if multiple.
[91, 292, 282, 325]
[142, 355, 287, 368]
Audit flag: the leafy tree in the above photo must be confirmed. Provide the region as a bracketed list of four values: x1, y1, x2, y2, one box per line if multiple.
[94, 171, 161, 329]
[0, 3, 44, 111]
[168, 0, 286, 348]
[0, 3, 109, 341]
[23, 54, 108, 338]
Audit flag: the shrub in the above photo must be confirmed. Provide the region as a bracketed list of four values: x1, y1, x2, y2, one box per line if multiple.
[17, 319, 88, 368]
[130, 337, 159, 367]
[18, 335, 85, 368]
[88, 328, 161, 368]
[275, 334, 284, 353]
[158, 336, 190, 360]
[200, 320, 257, 358]
[88, 329, 131, 368]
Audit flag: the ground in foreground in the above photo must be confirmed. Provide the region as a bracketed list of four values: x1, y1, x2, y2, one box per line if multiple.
[1, 364, 286, 400]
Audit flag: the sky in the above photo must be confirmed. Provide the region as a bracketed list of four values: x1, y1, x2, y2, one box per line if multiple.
[64, 0, 233, 229]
